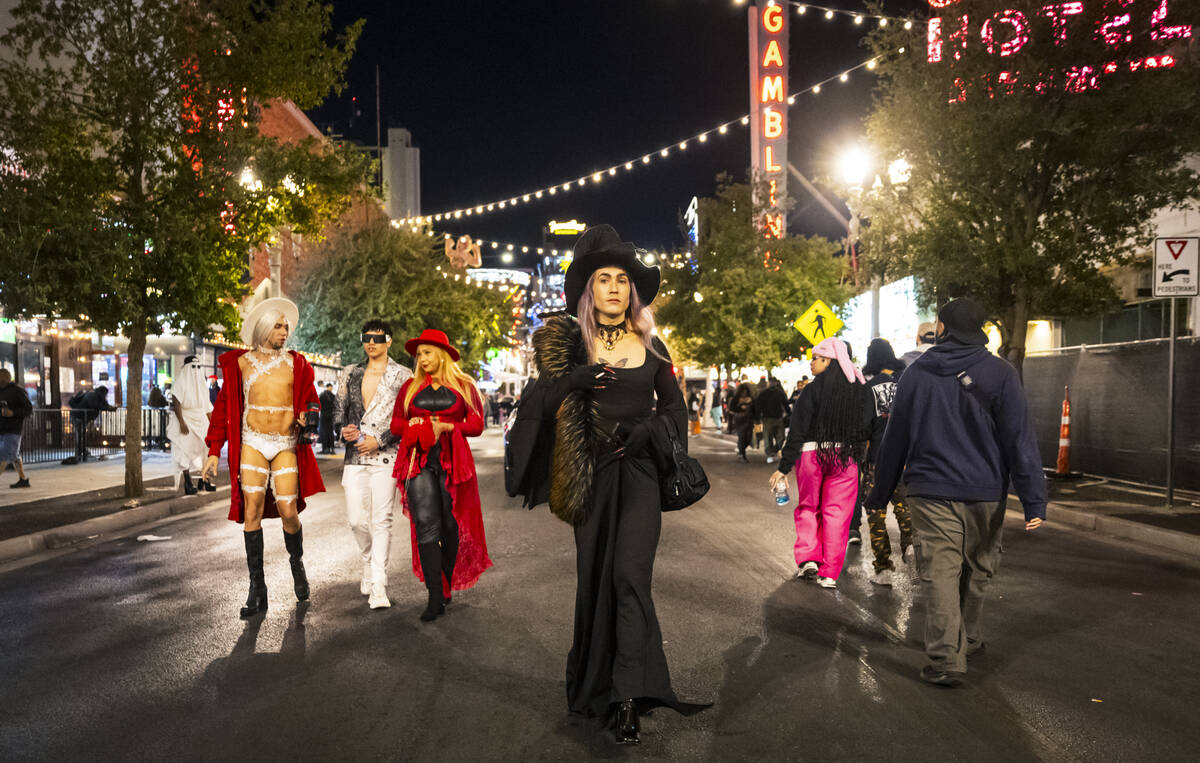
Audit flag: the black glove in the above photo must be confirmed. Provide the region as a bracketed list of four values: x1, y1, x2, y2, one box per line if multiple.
[568, 363, 616, 392]
[614, 422, 651, 458]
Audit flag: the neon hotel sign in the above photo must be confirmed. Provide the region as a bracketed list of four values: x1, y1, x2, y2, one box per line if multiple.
[926, 0, 1192, 99]
[749, 2, 788, 239]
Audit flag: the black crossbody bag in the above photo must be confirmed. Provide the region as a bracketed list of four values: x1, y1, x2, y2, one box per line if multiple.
[660, 417, 710, 512]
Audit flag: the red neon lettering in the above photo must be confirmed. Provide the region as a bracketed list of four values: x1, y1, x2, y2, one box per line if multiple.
[768, 179, 778, 206]
[764, 214, 784, 239]
[928, 18, 943, 62]
[1039, 3, 1084, 45]
[1151, 0, 1192, 41]
[926, 0, 961, 7]
[760, 75, 785, 104]
[981, 10, 1030, 57]
[763, 107, 783, 138]
[1099, 2, 1134, 48]
[764, 146, 782, 172]
[762, 4, 784, 34]
[949, 77, 967, 104]
[762, 39, 784, 68]
[1064, 66, 1098, 93]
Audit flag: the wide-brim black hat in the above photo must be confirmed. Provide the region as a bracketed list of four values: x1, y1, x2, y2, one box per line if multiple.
[937, 298, 989, 346]
[564, 224, 660, 316]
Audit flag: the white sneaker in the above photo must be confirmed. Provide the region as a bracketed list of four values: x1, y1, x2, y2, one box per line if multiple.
[901, 545, 914, 563]
[766, 456, 776, 464]
[360, 573, 373, 597]
[816, 576, 838, 589]
[870, 569, 894, 587]
[797, 561, 819, 580]
[368, 583, 391, 609]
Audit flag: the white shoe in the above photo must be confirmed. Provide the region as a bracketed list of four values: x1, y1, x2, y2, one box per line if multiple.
[766, 456, 776, 464]
[870, 569, 894, 587]
[816, 576, 838, 589]
[797, 561, 819, 580]
[901, 545, 914, 563]
[360, 575, 373, 597]
[368, 584, 391, 609]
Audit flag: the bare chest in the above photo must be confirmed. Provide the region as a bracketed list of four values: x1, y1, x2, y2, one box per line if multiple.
[594, 334, 646, 369]
[361, 368, 384, 409]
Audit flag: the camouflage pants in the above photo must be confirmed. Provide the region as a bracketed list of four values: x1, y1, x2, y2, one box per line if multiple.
[861, 465, 913, 573]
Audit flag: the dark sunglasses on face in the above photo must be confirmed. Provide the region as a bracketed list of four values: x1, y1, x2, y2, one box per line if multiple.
[361, 334, 390, 344]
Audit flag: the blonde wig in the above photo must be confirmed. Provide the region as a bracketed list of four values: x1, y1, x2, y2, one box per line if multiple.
[402, 345, 481, 415]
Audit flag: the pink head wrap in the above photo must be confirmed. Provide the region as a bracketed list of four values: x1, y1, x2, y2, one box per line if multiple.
[813, 338, 865, 384]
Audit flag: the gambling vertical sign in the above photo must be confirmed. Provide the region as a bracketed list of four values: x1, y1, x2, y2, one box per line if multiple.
[749, 1, 788, 239]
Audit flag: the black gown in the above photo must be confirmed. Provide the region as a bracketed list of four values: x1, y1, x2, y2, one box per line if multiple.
[566, 340, 700, 718]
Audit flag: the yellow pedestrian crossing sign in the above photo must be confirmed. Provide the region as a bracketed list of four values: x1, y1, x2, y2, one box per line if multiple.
[793, 299, 842, 345]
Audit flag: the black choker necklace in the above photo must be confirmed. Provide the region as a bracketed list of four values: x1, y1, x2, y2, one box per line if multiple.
[596, 322, 626, 352]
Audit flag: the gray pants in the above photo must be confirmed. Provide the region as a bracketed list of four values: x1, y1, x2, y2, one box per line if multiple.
[762, 417, 785, 458]
[909, 496, 1005, 672]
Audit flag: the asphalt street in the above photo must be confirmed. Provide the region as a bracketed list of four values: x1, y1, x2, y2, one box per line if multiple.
[1, 429, 1198, 762]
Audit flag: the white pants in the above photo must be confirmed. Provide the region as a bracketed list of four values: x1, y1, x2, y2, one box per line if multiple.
[342, 464, 398, 586]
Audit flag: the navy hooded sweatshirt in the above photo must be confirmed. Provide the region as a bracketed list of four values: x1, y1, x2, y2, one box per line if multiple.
[864, 340, 1047, 521]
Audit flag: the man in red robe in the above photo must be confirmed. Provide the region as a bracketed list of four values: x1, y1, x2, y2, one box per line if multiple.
[203, 297, 325, 618]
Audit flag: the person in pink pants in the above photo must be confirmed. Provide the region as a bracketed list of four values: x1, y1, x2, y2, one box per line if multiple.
[769, 338, 874, 588]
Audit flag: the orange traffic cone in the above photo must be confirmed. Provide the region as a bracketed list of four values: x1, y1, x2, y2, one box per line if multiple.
[1055, 385, 1071, 476]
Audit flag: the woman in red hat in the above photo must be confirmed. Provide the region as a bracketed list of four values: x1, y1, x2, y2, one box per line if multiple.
[390, 329, 492, 621]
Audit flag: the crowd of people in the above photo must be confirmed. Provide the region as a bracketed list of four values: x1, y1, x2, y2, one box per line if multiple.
[169, 221, 1048, 745]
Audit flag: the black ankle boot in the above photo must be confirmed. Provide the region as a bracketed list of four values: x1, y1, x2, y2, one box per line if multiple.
[417, 542, 445, 622]
[615, 699, 639, 745]
[240, 529, 267, 618]
[183, 475, 197, 495]
[283, 528, 310, 602]
[202, 478, 216, 492]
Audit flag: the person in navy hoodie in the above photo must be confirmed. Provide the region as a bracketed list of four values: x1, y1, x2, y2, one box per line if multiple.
[865, 297, 1046, 687]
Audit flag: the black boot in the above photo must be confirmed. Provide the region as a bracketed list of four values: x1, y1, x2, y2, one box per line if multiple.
[201, 478, 216, 492]
[240, 529, 267, 618]
[615, 699, 640, 745]
[417, 542, 445, 622]
[182, 473, 197, 495]
[283, 528, 310, 602]
[441, 520, 458, 607]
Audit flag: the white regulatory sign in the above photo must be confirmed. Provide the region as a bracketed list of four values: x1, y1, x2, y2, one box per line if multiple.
[1153, 237, 1199, 298]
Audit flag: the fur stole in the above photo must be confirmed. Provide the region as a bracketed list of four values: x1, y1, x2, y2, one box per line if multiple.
[532, 314, 596, 527]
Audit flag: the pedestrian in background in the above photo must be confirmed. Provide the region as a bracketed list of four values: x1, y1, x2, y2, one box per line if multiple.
[167, 356, 214, 495]
[318, 382, 337, 454]
[899, 322, 937, 369]
[208, 375, 221, 405]
[865, 298, 1046, 687]
[861, 338, 911, 586]
[728, 381, 757, 463]
[688, 388, 703, 436]
[757, 377, 789, 464]
[709, 382, 724, 430]
[0, 368, 32, 488]
[147, 384, 168, 409]
[64, 385, 116, 464]
[769, 338, 873, 589]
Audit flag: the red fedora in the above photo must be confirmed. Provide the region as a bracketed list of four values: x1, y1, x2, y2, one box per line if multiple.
[404, 328, 460, 361]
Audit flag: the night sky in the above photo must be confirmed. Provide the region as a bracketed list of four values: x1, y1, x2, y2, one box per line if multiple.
[306, 1, 926, 261]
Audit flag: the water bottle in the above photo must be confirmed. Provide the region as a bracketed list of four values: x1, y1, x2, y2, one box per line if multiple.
[772, 476, 790, 506]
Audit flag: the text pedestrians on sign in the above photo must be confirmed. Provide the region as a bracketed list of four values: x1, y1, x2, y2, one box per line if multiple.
[1154, 237, 1199, 297]
[793, 299, 843, 345]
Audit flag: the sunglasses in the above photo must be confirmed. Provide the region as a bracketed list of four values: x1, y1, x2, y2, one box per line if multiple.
[361, 334, 391, 344]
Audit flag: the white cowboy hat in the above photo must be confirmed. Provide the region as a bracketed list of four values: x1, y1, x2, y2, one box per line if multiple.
[240, 297, 300, 346]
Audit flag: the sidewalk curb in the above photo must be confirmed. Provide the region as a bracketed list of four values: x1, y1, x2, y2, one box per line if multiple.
[0, 488, 231, 563]
[0, 458, 346, 565]
[1014, 502, 1200, 556]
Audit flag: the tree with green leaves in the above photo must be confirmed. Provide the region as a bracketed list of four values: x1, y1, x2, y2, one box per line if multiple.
[293, 223, 514, 374]
[656, 178, 849, 376]
[0, 0, 373, 496]
[860, 0, 1200, 372]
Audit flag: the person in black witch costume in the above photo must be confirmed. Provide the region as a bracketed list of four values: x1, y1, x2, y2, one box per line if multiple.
[526, 224, 710, 745]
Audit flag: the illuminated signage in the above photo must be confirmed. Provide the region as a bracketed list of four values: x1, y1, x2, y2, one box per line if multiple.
[927, 0, 1191, 99]
[684, 197, 699, 245]
[466, 268, 531, 286]
[548, 219, 587, 235]
[749, 2, 788, 239]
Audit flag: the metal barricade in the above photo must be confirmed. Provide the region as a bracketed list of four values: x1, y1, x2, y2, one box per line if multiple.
[16, 408, 172, 465]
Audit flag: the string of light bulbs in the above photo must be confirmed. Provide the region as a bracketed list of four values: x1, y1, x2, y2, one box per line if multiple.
[395, 46, 910, 227]
[783, 1, 914, 28]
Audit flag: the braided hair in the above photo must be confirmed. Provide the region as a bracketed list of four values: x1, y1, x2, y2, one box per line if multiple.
[808, 361, 872, 469]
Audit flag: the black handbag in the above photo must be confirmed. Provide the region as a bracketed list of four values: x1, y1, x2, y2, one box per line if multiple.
[660, 418, 709, 512]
